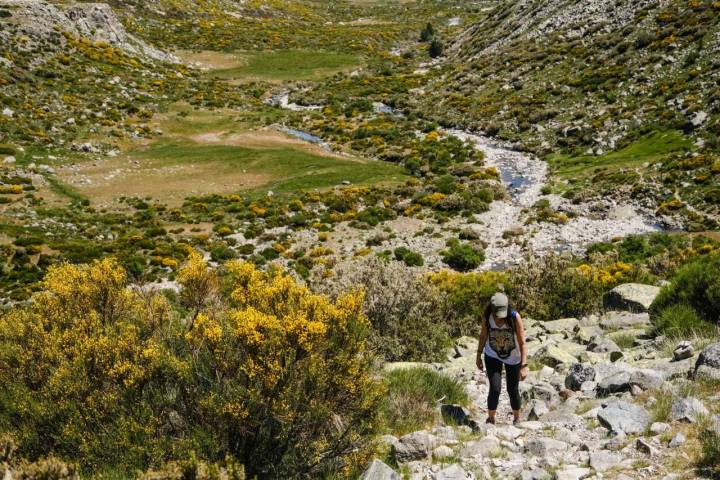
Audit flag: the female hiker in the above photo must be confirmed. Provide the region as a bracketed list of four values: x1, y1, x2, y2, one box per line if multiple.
[475, 292, 528, 425]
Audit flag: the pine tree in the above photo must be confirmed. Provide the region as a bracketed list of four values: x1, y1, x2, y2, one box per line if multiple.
[420, 22, 434, 42]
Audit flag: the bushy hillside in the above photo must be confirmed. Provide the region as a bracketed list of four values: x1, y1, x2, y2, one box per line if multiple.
[407, 0, 720, 226]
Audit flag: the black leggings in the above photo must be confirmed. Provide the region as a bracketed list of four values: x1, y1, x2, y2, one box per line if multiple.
[484, 354, 521, 411]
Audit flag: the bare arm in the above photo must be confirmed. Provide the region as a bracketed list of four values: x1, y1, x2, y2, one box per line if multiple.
[476, 319, 488, 370]
[515, 313, 528, 379]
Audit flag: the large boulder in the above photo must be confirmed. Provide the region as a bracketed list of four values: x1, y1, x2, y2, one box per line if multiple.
[597, 371, 631, 396]
[695, 342, 720, 372]
[565, 363, 595, 391]
[596, 368, 664, 396]
[671, 397, 709, 423]
[532, 344, 578, 368]
[603, 283, 660, 313]
[359, 460, 401, 480]
[597, 400, 650, 434]
[392, 431, 437, 462]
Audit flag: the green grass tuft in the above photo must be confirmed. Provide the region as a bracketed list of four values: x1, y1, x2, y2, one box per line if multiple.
[381, 367, 468, 436]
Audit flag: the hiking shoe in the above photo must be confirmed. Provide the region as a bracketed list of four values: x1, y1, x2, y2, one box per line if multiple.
[485, 417, 496, 425]
[513, 418, 521, 426]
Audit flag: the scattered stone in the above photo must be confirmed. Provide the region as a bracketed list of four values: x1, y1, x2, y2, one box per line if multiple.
[520, 468, 551, 480]
[526, 399, 549, 421]
[1, 108, 13, 118]
[597, 371, 631, 395]
[532, 344, 578, 368]
[433, 464, 468, 480]
[587, 337, 620, 354]
[589, 451, 621, 472]
[669, 432, 686, 448]
[597, 400, 650, 434]
[2, 156, 16, 164]
[541, 318, 579, 335]
[629, 369, 664, 391]
[671, 397, 708, 423]
[650, 422, 670, 435]
[495, 425, 523, 441]
[555, 466, 591, 480]
[691, 110, 708, 127]
[596, 367, 663, 395]
[565, 363, 595, 391]
[432, 445, 454, 460]
[460, 436, 499, 457]
[673, 341, 694, 361]
[392, 431, 437, 462]
[603, 283, 660, 313]
[525, 437, 567, 457]
[528, 382, 559, 406]
[635, 438, 658, 456]
[575, 325, 603, 344]
[453, 336, 478, 358]
[359, 459, 401, 480]
[603, 434, 627, 451]
[599, 311, 651, 330]
[580, 381, 597, 393]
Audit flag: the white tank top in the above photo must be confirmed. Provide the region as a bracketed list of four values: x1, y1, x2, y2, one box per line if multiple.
[483, 314, 521, 365]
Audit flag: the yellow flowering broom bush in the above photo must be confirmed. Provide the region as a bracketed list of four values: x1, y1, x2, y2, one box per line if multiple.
[0, 255, 382, 478]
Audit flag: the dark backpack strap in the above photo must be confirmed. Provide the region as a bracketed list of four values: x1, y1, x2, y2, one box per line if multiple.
[510, 310, 518, 333]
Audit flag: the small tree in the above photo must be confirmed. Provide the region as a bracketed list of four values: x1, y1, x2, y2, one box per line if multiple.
[429, 39, 444, 58]
[419, 22, 434, 42]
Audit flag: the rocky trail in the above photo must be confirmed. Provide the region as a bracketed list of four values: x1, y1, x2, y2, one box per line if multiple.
[364, 283, 720, 480]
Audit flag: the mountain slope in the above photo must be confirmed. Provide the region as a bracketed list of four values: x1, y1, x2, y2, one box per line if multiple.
[405, 0, 720, 227]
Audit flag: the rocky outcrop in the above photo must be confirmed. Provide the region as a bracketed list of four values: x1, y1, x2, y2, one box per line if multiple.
[0, 0, 176, 62]
[603, 283, 661, 313]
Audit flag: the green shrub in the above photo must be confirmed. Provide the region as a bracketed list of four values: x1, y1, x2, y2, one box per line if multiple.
[650, 252, 720, 327]
[315, 257, 450, 362]
[509, 254, 604, 320]
[698, 428, 720, 475]
[381, 367, 467, 436]
[654, 304, 714, 337]
[429, 39, 444, 58]
[394, 246, 424, 267]
[441, 239, 484, 272]
[0, 256, 381, 478]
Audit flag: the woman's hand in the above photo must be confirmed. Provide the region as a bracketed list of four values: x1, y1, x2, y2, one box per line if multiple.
[520, 365, 528, 381]
[476, 355, 484, 371]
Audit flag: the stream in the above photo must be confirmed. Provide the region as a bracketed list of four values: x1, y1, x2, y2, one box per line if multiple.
[445, 129, 661, 269]
[274, 99, 662, 270]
